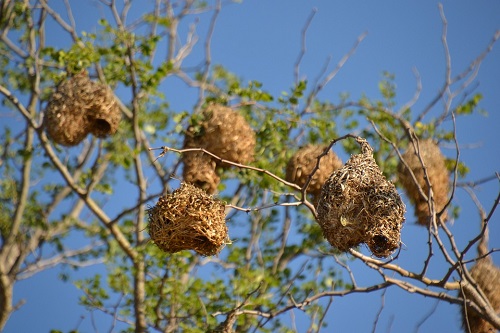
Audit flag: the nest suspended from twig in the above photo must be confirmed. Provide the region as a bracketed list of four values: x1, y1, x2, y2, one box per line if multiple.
[461, 257, 500, 333]
[286, 144, 342, 198]
[45, 74, 93, 146]
[147, 183, 228, 256]
[316, 137, 406, 258]
[87, 83, 121, 138]
[182, 151, 220, 195]
[45, 72, 121, 146]
[186, 104, 256, 167]
[181, 126, 221, 194]
[397, 139, 450, 226]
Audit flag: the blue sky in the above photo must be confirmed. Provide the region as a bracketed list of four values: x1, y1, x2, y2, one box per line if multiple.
[3, 1, 500, 332]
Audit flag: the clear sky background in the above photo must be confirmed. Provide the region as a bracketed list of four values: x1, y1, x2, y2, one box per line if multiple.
[3, 1, 500, 332]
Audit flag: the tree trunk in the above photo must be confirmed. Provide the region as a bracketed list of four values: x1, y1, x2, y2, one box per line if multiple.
[0, 273, 13, 330]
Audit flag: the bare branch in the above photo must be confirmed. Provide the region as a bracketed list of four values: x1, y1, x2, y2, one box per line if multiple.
[413, 300, 439, 333]
[149, 146, 301, 191]
[234, 282, 392, 320]
[348, 249, 459, 290]
[195, 0, 221, 111]
[372, 288, 387, 333]
[304, 31, 368, 113]
[294, 8, 317, 85]
[17, 243, 105, 280]
[397, 67, 422, 116]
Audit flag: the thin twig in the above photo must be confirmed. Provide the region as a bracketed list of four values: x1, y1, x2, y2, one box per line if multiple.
[372, 288, 387, 333]
[413, 299, 439, 333]
[294, 8, 317, 84]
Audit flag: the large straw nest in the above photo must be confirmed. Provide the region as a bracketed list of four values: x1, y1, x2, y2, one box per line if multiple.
[147, 183, 228, 256]
[45, 74, 93, 146]
[45, 72, 120, 146]
[316, 137, 406, 258]
[397, 139, 450, 226]
[187, 104, 256, 167]
[286, 144, 342, 197]
[461, 257, 500, 333]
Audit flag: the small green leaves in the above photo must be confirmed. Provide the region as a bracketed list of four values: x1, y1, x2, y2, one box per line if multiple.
[445, 158, 470, 178]
[378, 71, 396, 107]
[455, 93, 484, 115]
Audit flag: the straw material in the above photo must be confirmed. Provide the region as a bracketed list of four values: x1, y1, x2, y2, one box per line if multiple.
[316, 137, 406, 258]
[462, 257, 500, 333]
[147, 183, 228, 256]
[45, 72, 120, 146]
[286, 144, 342, 197]
[398, 139, 449, 225]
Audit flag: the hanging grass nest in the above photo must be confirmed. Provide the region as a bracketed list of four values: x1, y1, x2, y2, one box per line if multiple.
[186, 104, 256, 167]
[316, 137, 406, 258]
[182, 151, 220, 195]
[286, 144, 342, 198]
[45, 72, 121, 146]
[86, 82, 121, 138]
[181, 129, 221, 194]
[45, 73, 93, 146]
[461, 257, 500, 333]
[147, 183, 228, 256]
[397, 139, 449, 226]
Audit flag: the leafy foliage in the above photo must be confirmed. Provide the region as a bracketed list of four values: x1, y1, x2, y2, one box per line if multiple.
[0, 1, 499, 333]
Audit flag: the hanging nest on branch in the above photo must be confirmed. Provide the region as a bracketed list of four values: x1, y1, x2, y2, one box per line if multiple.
[461, 257, 500, 333]
[186, 104, 256, 167]
[397, 139, 449, 226]
[86, 82, 121, 138]
[45, 73, 93, 146]
[181, 127, 221, 194]
[316, 137, 406, 258]
[147, 183, 228, 256]
[182, 151, 220, 195]
[286, 144, 342, 198]
[45, 72, 121, 146]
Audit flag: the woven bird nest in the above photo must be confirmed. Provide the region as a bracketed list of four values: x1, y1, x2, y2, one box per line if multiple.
[186, 104, 256, 167]
[182, 126, 221, 194]
[461, 257, 500, 333]
[147, 183, 228, 256]
[45, 72, 120, 146]
[182, 151, 220, 194]
[316, 137, 406, 258]
[286, 144, 342, 198]
[87, 82, 121, 138]
[397, 139, 449, 226]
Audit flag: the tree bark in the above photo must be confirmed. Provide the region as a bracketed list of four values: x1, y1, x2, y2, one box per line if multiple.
[0, 273, 13, 330]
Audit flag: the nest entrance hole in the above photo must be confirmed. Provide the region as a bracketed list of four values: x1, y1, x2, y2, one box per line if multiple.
[92, 118, 112, 137]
